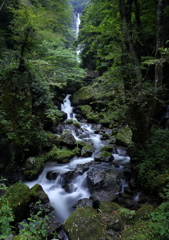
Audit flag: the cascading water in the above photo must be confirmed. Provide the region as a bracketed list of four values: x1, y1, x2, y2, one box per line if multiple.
[26, 94, 131, 225]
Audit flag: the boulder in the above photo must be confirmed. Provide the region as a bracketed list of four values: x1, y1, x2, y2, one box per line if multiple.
[64, 206, 105, 240]
[106, 215, 124, 231]
[5, 183, 32, 223]
[81, 144, 95, 157]
[59, 130, 77, 147]
[87, 168, 121, 193]
[91, 191, 117, 202]
[31, 184, 49, 204]
[94, 151, 114, 162]
[99, 202, 121, 214]
[134, 204, 155, 222]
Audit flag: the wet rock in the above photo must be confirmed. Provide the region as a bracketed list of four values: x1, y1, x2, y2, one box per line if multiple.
[59, 130, 77, 147]
[64, 206, 105, 240]
[115, 126, 133, 147]
[64, 183, 77, 193]
[91, 191, 117, 202]
[31, 184, 49, 204]
[87, 168, 121, 193]
[46, 171, 58, 180]
[62, 170, 79, 184]
[106, 215, 124, 231]
[134, 204, 155, 222]
[81, 144, 95, 157]
[91, 124, 102, 133]
[46, 215, 62, 234]
[73, 198, 93, 208]
[94, 151, 114, 162]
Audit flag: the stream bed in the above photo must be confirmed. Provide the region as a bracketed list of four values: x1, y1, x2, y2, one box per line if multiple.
[26, 94, 131, 225]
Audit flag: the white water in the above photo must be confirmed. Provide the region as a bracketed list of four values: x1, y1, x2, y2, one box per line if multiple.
[26, 94, 131, 224]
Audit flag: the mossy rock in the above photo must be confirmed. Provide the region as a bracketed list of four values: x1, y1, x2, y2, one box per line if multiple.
[64, 206, 105, 240]
[13, 236, 36, 240]
[100, 145, 112, 153]
[118, 208, 136, 222]
[99, 202, 120, 214]
[47, 146, 76, 163]
[81, 144, 95, 157]
[77, 140, 86, 148]
[121, 222, 155, 240]
[31, 184, 49, 204]
[5, 183, 32, 222]
[73, 121, 81, 128]
[65, 119, 73, 124]
[24, 157, 44, 180]
[134, 205, 155, 222]
[59, 130, 77, 147]
[116, 126, 133, 147]
[46, 132, 59, 145]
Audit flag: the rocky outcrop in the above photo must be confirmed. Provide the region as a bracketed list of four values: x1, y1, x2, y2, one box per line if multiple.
[31, 184, 49, 204]
[87, 168, 121, 193]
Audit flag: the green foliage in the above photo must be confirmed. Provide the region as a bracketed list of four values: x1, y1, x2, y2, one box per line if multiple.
[136, 128, 169, 191]
[0, 181, 14, 239]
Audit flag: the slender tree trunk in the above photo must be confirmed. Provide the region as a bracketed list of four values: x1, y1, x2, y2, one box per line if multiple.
[0, 1, 5, 11]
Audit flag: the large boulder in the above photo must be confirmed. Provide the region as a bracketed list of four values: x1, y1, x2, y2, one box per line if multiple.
[59, 130, 77, 147]
[81, 144, 95, 157]
[5, 183, 32, 223]
[94, 151, 114, 162]
[91, 191, 117, 202]
[64, 206, 105, 240]
[87, 168, 121, 193]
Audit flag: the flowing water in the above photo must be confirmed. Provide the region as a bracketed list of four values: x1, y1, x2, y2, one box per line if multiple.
[26, 95, 130, 224]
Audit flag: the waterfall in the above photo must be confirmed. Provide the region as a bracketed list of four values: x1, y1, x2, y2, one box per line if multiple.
[25, 94, 131, 224]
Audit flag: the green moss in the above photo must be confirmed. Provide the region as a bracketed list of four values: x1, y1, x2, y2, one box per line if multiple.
[121, 222, 156, 240]
[134, 205, 155, 222]
[46, 132, 59, 145]
[73, 121, 81, 128]
[80, 105, 92, 115]
[77, 140, 86, 148]
[72, 87, 95, 105]
[64, 206, 105, 240]
[116, 126, 133, 147]
[65, 119, 73, 124]
[100, 151, 112, 158]
[5, 183, 32, 222]
[101, 145, 112, 152]
[99, 202, 120, 214]
[47, 146, 76, 163]
[24, 157, 44, 180]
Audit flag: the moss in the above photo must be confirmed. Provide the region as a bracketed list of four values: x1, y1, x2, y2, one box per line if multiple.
[47, 146, 76, 163]
[24, 157, 44, 180]
[5, 183, 32, 222]
[31, 184, 49, 203]
[121, 222, 156, 240]
[65, 119, 73, 124]
[71, 87, 95, 105]
[100, 151, 112, 158]
[79, 105, 92, 116]
[116, 126, 133, 147]
[101, 145, 112, 152]
[64, 206, 105, 240]
[99, 202, 120, 214]
[46, 132, 59, 145]
[77, 140, 86, 148]
[73, 121, 81, 128]
[134, 205, 155, 222]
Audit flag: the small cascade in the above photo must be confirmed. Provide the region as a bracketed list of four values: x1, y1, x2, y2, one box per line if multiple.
[26, 94, 132, 225]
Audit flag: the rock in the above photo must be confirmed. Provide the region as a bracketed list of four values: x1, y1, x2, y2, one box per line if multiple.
[46, 215, 62, 234]
[59, 130, 77, 147]
[31, 184, 49, 204]
[48, 146, 76, 163]
[115, 126, 133, 147]
[46, 132, 59, 145]
[81, 144, 95, 157]
[87, 168, 121, 193]
[91, 191, 117, 202]
[46, 171, 58, 180]
[94, 151, 114, 162]
[91, 124, 102, 133]
[99, 202, 121, 214]
[134, 204, 155, 222]
[24, 157, 43, 180]
[73, 198, 93, 208]
[5, 183, 32, 223]
[106, 215, 124, 231]
[64, 206, 105, 240]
